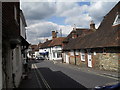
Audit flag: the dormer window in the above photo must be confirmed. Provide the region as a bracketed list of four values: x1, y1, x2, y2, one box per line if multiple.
[113, 13, 120, 26]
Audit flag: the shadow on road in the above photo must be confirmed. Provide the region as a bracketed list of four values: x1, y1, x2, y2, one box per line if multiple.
[38, 67, 87, 89]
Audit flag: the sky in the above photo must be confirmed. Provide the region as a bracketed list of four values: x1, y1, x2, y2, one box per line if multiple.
[20, 0, 119, 44]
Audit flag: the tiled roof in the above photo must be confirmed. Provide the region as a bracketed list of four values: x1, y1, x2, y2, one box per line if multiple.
[48, 37, 65, 47]
[40, 37, 65, 48]
[63, 29, 94, 50]
[40, 40, 52, 48]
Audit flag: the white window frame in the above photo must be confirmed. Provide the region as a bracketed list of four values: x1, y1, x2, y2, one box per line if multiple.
[93, 52, 96, 55]
[113, 14, 120, 26]
[80, 50, 85, 61]
[75, 50, 79, 55]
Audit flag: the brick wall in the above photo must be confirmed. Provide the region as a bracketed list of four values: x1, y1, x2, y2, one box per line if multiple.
[69, 56, 75, 65]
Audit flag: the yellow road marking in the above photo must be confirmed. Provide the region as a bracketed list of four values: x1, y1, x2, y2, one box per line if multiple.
[33, 64, 51, 90]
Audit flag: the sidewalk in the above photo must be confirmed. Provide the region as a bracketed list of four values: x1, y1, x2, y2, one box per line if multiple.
[53, 61, 119, 80]
[18, 69, 41, 88]
[18, 60, 42, 88]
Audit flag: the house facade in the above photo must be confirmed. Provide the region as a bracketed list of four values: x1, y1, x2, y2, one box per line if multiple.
[63, 2, 120, 72]
[40, 31, 65, 61]
[48, 37, 65, 61]
[2, 1, 29, 89]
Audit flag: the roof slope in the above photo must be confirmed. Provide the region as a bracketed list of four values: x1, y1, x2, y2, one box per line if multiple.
[48, 37, 65, 47]
[63, 29, 94, 50]
[40, 40, 52, 48]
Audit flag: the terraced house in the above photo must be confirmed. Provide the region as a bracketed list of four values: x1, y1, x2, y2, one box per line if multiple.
[62, 1, 120, 72]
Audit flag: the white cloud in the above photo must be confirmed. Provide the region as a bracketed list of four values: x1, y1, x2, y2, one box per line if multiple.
[89, 1, 117, 23]
[26, 21, 73, 44]
[20, 1, 119, 44]
[21, 2, 56, 20]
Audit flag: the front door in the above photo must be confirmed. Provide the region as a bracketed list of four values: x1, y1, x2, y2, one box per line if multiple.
[88, 53, 92, 67]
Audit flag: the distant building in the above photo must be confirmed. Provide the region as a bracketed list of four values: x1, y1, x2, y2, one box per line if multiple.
[40, 31, 65, 62]
[28, 45, 38, 59]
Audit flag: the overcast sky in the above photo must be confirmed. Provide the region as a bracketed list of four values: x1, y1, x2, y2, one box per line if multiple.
[20, 0, 119, 44]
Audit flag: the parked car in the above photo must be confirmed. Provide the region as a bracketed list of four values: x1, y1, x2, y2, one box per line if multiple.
[36, 56, 44, 60]
[94, 82, 120, 90]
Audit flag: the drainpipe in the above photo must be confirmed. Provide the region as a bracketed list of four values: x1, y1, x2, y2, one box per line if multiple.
[74, 50, 76, 65]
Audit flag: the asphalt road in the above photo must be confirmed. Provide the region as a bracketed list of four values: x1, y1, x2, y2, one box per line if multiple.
[32, 60, 118, 89]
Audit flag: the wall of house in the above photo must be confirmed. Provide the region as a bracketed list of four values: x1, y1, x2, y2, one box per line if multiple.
[2, 41, 13, 88]
[76, 55, 88, 67]
[93, 53, 119, 71]
[50, 46, 62, 61]
[76, 51, 87, 67]
[67, 50, 88, 67]
[68, 50, 75, 64]
[69, 56, 75, 64]
[92, 48, 120, 71]
[12, 45, 23, 87]
[0, 2, 2, 89]
[63, 48, 119, 71]
[63, 52, 70, 63]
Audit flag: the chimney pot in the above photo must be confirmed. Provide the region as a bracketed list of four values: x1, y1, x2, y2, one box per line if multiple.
[90, 20, 96, 31]
[46, 39, 48, 42]
[52, 31, 57, 39]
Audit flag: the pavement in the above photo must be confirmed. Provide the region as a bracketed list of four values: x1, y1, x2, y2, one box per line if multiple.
[18, 68, 42, 88]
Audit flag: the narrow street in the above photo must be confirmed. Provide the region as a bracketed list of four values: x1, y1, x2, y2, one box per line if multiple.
[19, 60, 118, 89]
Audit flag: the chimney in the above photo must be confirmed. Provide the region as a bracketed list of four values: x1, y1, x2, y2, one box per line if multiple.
[90, 20, 96, 31]
[46, 39, 48, 42]
[73, 24, 76, 31]
[52, 31, 57, 39]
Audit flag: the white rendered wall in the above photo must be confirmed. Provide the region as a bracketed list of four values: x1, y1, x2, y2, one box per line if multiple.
[51, 46, 62, 60]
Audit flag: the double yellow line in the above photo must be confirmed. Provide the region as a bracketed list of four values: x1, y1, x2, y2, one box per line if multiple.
[33, 64, 51, 90]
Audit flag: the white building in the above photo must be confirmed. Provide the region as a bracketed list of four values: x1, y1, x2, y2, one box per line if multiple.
[40, 31, 65, 62]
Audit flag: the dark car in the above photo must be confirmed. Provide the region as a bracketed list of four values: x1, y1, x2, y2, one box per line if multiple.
[36, 56, 44, 60]
[94, 82, 120, 90]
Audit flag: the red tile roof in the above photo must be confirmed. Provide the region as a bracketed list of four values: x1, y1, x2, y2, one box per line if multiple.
[40, 37, 65, 48]
[48, 37, 65, 47]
